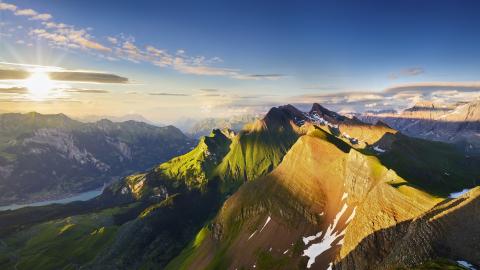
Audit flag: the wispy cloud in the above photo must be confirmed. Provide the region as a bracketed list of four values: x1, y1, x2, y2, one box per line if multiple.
[0, 87, 28, 94]
[148, 92, 190, 96]
[0, 3, 17, 11]
[389, 67, 425, 80]
[49, 71, 128, 83]
[0, 62, 128, 84]
[236, 74, 286, 80]
[199, 88, 219, 92]
[0, 69, 29, 80]
[65, 88, 110, 94]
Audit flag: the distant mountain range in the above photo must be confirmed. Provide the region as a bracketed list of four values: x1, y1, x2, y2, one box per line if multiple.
[76, 114, 163, 126]
[0, 103, 478, 270]
[175, 114, 260, 138]
[360, 100, 480, 154]
[0, 112, 194, 205]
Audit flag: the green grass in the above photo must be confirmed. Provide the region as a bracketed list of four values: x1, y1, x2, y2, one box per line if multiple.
[0, 205, 133, 270]
[157, 129, 231, 189]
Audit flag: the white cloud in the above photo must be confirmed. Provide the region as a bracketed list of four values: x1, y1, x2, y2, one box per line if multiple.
[290, 81, 480, 113]
[14, 8, 37, 16]
[31, 13, 52, 21]
[0, 3, 17, 11]
[107, 36, 118, 44]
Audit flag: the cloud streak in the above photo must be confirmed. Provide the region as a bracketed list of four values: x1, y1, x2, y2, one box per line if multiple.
[0, 87, 28, 94]
[0, 69, 29, 80]
[65, 88, 110, 94]
[0, 63, 129, 84]
[49, 71, 128, 83]
[148, 92, 190, 96]
[389, 67, 425, 80]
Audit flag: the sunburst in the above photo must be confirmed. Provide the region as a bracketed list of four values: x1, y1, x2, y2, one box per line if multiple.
[23, 71, 55, 100]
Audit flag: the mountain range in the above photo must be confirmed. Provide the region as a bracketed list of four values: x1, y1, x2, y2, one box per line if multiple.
[175, 114, 260, 139]
[0, 112, 194, 206]
[0, 104, 478, 270]
[360, 100, 480, 154]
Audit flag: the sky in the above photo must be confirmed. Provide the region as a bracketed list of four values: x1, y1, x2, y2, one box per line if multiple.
[1, 0, 480, 123]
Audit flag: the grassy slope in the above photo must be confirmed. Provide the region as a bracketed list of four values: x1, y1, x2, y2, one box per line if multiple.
[157, 129, 231, 189]
[0, 205, 135, 270]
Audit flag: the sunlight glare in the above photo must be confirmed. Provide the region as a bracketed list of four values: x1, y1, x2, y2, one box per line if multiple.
[24, 72, 55, 100]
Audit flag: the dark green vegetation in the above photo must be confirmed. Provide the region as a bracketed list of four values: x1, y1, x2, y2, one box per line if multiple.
[0, 112, 194, 205]
[377, 133, 480, 197]
[1, 104, 479, 270]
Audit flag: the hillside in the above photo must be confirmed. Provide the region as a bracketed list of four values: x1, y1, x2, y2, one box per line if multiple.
[0, 112, 194, 206]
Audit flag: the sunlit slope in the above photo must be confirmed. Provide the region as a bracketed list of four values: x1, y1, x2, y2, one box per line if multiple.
[216, 105, 305, 192]
[167, 127, 440, 270]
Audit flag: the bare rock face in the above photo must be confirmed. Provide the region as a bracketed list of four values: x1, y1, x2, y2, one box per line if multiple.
[360, 100, 480, 154]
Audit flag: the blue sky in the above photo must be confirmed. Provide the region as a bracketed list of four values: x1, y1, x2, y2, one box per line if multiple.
[1, 0, 480, 122]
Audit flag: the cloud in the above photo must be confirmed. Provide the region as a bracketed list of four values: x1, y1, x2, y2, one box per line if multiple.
[14, 8, 36, 16]
[199, 89, 219, 92]
[301, 85, 341, 90]
[65, 88, 110, 94]
[0, 69, 29, 80]
[290, 81, 480, 113]
[31, 13, 52, 21]
[148, 92, 190, 96]
[0, 3, 17, 11]
[384, 81, 480, 94]
[0, 63, 128, 84]
[107, 36, 118, 44]
[29, 27, 111, 52]
[0, 87, 28, 94]
[237, 74, 286, 80]
[49, 71, 128, 83]
[389, 67, 425, 79]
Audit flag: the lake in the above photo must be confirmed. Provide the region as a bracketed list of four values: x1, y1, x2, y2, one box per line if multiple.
[0, 188, 104, 212]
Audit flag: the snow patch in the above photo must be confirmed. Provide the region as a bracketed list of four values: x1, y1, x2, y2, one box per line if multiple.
[449, 189, 470, 198]
[260, 216, 271, 233]
[248, 230, 257, 240]
[457, 260, 476, 270]
[302, 203, 355, 269]
[346, 207, 357, 224]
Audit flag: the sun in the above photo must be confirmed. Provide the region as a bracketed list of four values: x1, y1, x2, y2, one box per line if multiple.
[24, 72, 55, 100]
